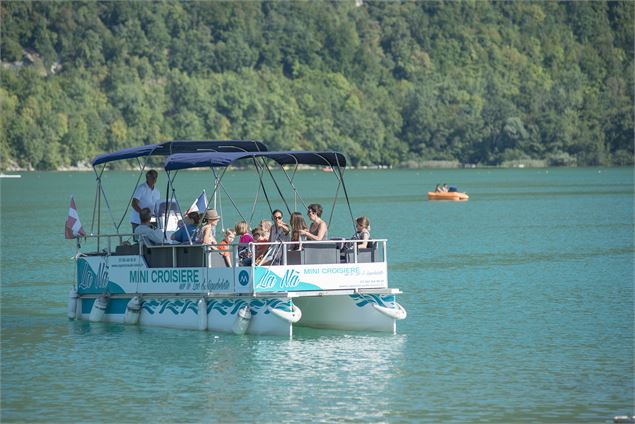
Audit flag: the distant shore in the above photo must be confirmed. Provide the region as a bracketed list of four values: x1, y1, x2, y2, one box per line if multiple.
[1, 161, 625, 172]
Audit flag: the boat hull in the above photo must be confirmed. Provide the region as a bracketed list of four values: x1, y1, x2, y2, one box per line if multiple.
[427, 191, 469, 201]
[76, 293, 403, 336]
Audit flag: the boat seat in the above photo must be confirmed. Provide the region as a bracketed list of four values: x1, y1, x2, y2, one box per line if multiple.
[143, 245, 174, 268]
[176, 245, 206, 267]
[114, 243, 140, 255]
[342, 242, 378, 264]
[286, 250, 302, 265]
[302, 243, 340, 265]
[207, 251, 229, 268]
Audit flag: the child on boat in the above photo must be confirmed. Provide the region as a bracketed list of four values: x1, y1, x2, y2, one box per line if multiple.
[253, 228, 269, 265]
[235, 221, 253, 266]
[344, 216, 371, 250]
[218, 229, 235, 266]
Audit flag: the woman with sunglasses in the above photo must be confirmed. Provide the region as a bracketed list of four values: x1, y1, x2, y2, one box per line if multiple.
[269, 209, 290, 243]
[301, 203, 328, 241]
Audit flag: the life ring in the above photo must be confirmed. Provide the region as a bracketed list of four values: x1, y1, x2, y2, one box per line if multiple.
[372, 302, 407, 320]
[269, 304, 302, 324]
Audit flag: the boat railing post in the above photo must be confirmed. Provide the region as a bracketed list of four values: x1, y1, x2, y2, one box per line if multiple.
[383, 240, 387, 263]
[250, 243, 255, 295]
[283, 241, 287, 265]
[354, 241, 358, 263]
[172, 245, 176, 267]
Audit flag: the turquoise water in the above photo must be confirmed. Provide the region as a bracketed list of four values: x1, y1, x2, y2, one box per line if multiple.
[1, 168, 633, 423]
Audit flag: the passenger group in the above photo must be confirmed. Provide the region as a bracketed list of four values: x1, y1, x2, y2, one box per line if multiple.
[131, 170, 372, 263]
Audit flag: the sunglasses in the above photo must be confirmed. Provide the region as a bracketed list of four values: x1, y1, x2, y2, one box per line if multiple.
[274, 216, 282, 220]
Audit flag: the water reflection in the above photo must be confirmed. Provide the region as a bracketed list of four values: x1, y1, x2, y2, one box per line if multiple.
[197, 332, 408, 421]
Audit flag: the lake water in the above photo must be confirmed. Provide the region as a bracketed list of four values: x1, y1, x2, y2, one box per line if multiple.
[1, 168, 633, 423]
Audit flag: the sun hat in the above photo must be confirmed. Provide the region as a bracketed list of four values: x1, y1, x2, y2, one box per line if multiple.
[204, 209, 221, 221]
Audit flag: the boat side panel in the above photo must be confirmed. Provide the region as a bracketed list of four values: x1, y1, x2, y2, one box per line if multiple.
[253, 263, 388, 293]
[77, 256, 237, 295]
[294, 293, 398, 333]
[77, 256, 387, 295]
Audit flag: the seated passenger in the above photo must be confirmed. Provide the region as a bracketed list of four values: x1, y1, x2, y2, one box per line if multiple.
[258, 219, 272, 240]
[290, 211, 308, 250]
[134, 208, 166, 245]
[345, 216, 371, 250]
[235, 221, 253, 266]
[434, 184, 442, 193]
[270, 209, 290, 243]
[252, 228, 269, 264]
[442, 183, 448, 192]
[171, 211, 201, 243]
[199, 209, 221, 247]
[218, 229, 235, 266]
[301, 203, 328, 241]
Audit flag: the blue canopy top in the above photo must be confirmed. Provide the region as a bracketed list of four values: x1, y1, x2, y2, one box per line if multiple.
[164, 151, 347, 171]
[92, 140, 268, 166]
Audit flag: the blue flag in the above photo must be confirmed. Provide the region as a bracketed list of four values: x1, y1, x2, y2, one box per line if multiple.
[187, 190, 208, 214]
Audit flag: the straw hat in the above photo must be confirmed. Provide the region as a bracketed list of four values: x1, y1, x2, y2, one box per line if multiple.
[204, 209, 221, 221]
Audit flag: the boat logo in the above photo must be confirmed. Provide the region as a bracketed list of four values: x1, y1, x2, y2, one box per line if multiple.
[77, 259, 109, 290]
[238, 270, 249, 286]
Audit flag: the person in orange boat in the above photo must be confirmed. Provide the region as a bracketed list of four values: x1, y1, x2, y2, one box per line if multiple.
[434, 184, 442, 192]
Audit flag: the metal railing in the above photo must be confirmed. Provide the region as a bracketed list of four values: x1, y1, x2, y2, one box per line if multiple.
[77, 233, 386, 267]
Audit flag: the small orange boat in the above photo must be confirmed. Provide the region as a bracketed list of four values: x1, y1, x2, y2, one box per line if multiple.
[427, 191, 469, 201]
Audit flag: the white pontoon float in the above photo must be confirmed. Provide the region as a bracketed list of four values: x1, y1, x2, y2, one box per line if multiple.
[67, 140, 406, 337]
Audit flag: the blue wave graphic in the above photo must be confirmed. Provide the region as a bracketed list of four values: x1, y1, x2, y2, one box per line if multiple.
[142, 299, 197, 315]
[141, 297, 293, 317]
[350, 293, 395, 308]
[206, 298, 291, 316]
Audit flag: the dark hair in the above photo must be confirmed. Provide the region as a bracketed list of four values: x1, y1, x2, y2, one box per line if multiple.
[146, 170, 158, 179]
[272, 209, 283, 217]
[187, 212, 201, 225]
[139, 208, 152, 223]
[307, 203, 323, 217]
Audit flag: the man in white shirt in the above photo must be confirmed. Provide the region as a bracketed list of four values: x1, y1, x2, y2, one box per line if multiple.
[131, 170, 160, 232]
[134, 208, 166, 245]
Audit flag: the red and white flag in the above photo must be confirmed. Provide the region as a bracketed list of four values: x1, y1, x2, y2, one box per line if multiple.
[65, 195, 86, 239]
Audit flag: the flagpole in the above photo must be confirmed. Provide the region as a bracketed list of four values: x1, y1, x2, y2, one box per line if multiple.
[98, 179, 102, 251]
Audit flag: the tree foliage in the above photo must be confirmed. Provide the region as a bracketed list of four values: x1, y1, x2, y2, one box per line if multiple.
[1, 0, 633, 169]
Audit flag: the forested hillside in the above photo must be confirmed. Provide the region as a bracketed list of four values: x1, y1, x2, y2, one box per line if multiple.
[1, 1, 633, 170]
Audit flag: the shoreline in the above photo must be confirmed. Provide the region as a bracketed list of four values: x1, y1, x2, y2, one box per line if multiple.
[0, 164, 627, 172]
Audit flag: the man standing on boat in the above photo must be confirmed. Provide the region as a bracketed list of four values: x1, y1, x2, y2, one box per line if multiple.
[130, 170, 160, 233]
